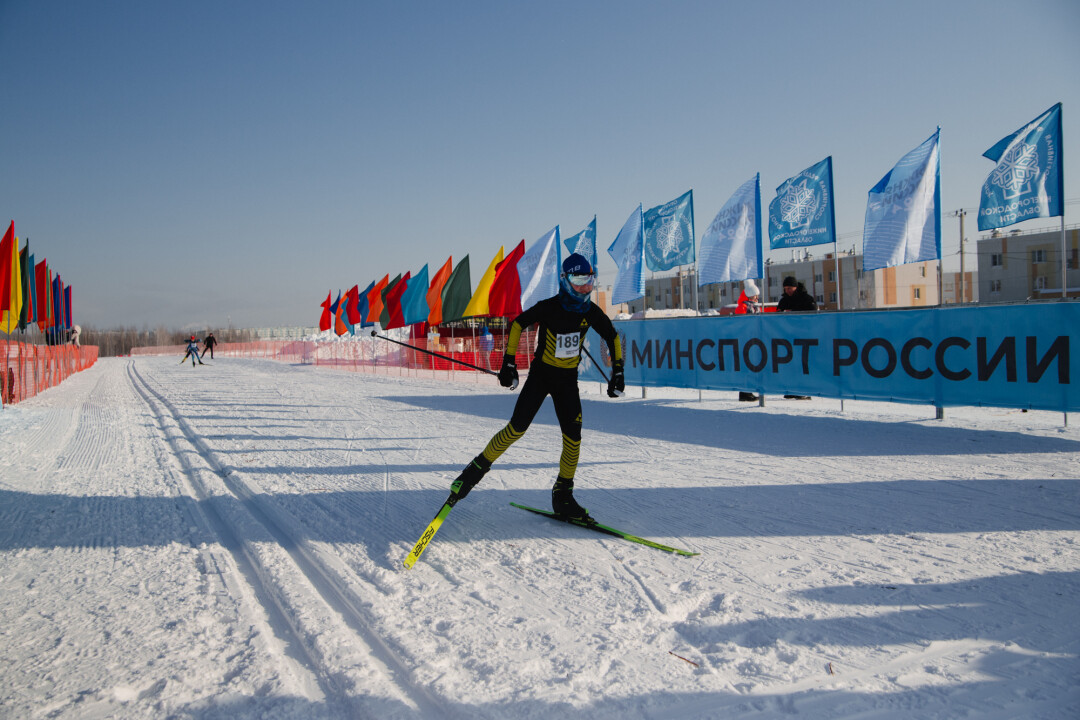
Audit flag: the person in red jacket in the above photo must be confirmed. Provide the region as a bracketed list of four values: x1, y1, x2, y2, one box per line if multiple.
[737, 279, 762, 402]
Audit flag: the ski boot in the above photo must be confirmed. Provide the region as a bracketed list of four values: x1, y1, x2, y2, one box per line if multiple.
[449, 454, 491, 503]
[552, 477, 590, 521]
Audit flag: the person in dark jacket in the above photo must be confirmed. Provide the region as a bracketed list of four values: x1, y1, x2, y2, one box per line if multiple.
[777, 276, 814, 398]
[203, 332, 218, 360]
[777, 276, 817, 312]
[447, 253, 624, 520]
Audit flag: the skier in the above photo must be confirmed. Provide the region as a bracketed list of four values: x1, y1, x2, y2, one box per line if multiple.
[182, 335, 205, 366]
[447, 253, 624, 520]
[203, 332, 217, 360]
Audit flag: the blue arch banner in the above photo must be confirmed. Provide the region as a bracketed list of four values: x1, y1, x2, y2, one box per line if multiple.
[580, 303, 1079, 412]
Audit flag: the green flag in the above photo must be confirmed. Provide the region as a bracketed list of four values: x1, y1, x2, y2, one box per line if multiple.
[439, 256, 472, 324]
[379, 274, 403, 328]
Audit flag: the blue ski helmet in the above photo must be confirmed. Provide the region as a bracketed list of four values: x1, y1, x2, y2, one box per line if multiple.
[560, 252, 595, 309]
[562, 253, 593, 276]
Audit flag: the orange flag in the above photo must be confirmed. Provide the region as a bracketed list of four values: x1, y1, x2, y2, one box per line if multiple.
[425, 256, 453, 326]
[366, 275, 389, 324]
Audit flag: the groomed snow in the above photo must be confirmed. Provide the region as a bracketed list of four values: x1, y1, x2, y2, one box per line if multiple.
[1, 356, 1077, 718]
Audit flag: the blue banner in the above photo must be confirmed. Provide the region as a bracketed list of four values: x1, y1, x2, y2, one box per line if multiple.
[608, 204, 645, 305]
[643, 190, 695, 271]
[769, 157, 836, 249]
[863, 129, 941, 271]
[401, 264, 430, 326]
[698, 174, 762, 286]
[563, 217, 598, 274]
[579, 303, 1079, 412]
[979, 103, 1064, 231]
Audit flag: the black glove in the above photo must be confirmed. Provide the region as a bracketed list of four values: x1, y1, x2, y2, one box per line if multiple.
[498, 356, 518, 389]
[607, 361, 625, 398]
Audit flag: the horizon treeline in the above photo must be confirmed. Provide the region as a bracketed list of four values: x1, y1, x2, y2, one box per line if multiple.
[2, 326, 262, 356]
[81, 326, 261, 356]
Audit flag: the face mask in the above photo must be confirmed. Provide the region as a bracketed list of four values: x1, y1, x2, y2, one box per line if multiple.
[565, 273, 594, 295]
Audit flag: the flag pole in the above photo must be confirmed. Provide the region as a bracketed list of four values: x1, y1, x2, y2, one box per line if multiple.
[829, 157, 842, 310]
[1062, 214, 1067, 299]
[692, 189, 699, 314]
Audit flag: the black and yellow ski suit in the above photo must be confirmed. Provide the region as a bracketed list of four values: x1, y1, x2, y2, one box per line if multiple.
[477, 295, 622, 480]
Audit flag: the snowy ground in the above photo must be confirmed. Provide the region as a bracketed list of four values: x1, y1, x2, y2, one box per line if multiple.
[1, 356, 1077, 719]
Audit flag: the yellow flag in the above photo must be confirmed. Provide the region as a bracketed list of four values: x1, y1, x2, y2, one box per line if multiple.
[462, 246, 504, 318]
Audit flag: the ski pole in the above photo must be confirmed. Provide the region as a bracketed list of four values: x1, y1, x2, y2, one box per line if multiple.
[370, 331, 498, 376]
[583, 344, 625, 397]
[581, 345, 609, 382]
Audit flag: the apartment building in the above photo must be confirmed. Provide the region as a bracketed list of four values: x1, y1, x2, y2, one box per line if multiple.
[977, 224, 1080, 303]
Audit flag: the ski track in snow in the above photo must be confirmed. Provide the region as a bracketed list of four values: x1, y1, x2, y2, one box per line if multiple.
[0, 356, 1078, 719]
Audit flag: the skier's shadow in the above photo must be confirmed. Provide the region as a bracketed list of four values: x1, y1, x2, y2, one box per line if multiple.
[378, 392, 1080, 458]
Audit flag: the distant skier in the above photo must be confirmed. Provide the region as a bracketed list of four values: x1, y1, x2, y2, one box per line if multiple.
[446, 253, 624, 520]
[182, 335, 205, 366]
[203, 332, 217, 360]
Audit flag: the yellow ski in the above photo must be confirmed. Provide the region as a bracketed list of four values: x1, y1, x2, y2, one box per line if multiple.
[403, 499, 455, 569]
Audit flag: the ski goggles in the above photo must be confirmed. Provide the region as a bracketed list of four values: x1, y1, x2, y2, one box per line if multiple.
[565, 273, 595, 293]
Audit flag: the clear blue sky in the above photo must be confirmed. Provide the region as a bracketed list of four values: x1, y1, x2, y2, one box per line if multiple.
[2, 0, 1078, 330]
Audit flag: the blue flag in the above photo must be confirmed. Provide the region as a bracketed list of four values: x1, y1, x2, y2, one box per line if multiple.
[608, 204, 645, 305]
[563, 217, 598, 273]
[643, 190, 694, 271]
[357, 280, 375, 328]
[698, 175, 762, 286]
[863, 129, 941, 271]
[518, 226, 560, 312]
[401, 264, 431, 326]
[768, 157, 836, 249]
[978, 103, 1063, 231]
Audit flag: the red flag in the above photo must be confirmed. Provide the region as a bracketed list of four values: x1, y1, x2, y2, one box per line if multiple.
[426, 256, 453, 326]
[319, 290, 332, 331]
[366, 275, 389, 323]
[487, 239, 525, 318]
[345, 284, 362, 324]
[35, 259, 49, 331]
[46, 267, 54, 329]
[0, 221, 12, 314]
[384, 271, 411, 330]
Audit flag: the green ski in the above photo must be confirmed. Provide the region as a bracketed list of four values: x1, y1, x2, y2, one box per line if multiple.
[510, 502, 699, 557]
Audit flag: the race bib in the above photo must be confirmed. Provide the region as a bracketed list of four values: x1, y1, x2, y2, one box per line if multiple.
[554, 332, 580, 359]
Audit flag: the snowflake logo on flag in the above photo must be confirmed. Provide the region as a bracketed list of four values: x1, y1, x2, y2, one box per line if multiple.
[621, 233, 640, 266]
[990, 142, 1040, 199]
[779, 179, 819, 229]
[655, 218, 684, 258]
[572, 235, 591, 258]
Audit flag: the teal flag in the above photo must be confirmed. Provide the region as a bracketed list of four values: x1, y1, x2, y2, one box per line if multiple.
[978, 103, 1063, 231]
[401, 264, 431, 326]
[643, 190, 695, 271]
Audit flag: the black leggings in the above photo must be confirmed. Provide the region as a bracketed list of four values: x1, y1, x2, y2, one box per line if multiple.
[481, 368, 582, 479]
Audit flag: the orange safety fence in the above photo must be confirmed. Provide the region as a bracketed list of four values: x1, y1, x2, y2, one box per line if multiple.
[133, 341, 316, 363]
[130, 331, 538, 382]
[1, 339, 99, 406]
